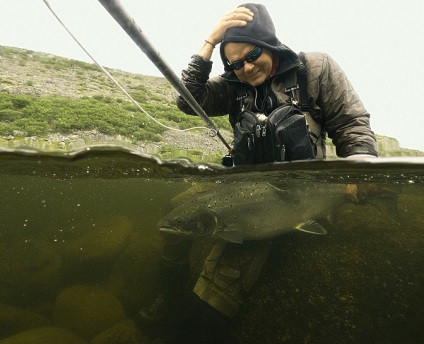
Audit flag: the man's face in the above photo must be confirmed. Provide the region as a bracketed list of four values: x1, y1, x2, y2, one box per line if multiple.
[224, 42, 273, 86]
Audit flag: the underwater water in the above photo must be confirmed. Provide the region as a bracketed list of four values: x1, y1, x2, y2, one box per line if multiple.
[0, 145, 423, 344]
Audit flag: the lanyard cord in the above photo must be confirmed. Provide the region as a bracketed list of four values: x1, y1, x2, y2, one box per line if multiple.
[42, 0, 208, 134]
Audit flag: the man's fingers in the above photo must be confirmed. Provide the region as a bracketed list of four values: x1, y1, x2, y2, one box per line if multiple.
[345, 184, 360, 203]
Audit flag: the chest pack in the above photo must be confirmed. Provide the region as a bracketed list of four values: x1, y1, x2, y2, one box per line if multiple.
[231, 54, 318, 166]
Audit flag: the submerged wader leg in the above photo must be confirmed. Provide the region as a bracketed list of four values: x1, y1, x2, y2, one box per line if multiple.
[193, 240, 272, 318]
[139, 183, 218, 324]
[139, 233, 192, 322]
[165, 240, 272, 344]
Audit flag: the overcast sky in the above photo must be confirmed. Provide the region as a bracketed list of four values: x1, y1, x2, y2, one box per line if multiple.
[1, 0, 423, 151]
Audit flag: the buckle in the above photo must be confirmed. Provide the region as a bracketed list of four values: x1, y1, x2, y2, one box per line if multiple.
[285, 85, 299, 105]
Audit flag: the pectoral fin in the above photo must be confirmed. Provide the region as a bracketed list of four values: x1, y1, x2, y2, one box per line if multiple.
[296, 220, 327, 235]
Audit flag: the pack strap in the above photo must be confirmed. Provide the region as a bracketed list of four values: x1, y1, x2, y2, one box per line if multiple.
[284, 68, 299, 105]
[297, 52, 311, 113]
[298, 52, 326, 156]
[235, 85, 248, 113]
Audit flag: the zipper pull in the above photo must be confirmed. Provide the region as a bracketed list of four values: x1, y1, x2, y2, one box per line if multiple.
[248, 136, 255, 151]
[281, 145, 286, 161]
[255, 124, 261, 138]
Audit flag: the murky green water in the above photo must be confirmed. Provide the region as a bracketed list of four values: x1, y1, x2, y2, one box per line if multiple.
[0, 146, 423, 343]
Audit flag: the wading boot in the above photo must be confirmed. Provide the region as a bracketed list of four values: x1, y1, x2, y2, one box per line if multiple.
[138, 262, 190, 323]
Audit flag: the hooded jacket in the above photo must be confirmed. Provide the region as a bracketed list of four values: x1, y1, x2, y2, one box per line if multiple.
[176, 3, 378, 158]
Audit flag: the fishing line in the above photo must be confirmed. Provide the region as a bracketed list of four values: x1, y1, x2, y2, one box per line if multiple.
[42, 0, 208, 133]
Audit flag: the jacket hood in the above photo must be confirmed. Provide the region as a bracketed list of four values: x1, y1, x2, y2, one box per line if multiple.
[219, 3, 300, 75]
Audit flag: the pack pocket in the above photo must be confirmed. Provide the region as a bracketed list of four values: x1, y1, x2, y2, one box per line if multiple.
[268, 105, 317, 161]
[232, 104, 316, 165]
[232, 111, 264, 165]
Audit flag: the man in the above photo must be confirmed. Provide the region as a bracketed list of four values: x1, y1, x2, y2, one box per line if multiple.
[140, 3, 378, 342]
[177, 4, 377, 161]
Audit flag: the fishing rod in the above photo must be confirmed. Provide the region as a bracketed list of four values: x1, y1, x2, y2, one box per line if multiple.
[97, 0, 232, 152]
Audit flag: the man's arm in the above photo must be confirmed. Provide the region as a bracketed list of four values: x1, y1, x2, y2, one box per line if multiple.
[306, 52, 378, 157]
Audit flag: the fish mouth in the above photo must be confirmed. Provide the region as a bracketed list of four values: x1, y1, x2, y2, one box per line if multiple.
[159, 226, 193, 237]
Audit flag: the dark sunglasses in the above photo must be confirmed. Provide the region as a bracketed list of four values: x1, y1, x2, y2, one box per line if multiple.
[226, 46, 262, 70]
